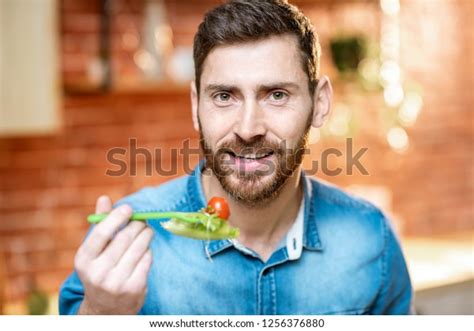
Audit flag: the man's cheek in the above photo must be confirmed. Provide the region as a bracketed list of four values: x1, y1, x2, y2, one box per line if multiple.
[201, 131, 216, 149]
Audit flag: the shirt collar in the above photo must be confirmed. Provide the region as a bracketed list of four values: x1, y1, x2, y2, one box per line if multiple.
[186, 160, 323, 259]
[301, 171, 323, 251]
[285, 192, 305, 260]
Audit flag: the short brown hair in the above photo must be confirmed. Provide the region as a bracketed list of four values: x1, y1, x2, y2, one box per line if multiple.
[193, 0, 321, 96]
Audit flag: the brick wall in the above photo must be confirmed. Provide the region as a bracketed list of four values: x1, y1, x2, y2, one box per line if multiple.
[0, 91, 198, 303]
[0, 0, 472, 303]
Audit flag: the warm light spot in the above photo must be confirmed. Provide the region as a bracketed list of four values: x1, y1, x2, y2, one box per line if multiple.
[87, 57, 105, 85]
[122, 32, 139, 50]
[134, 49, 157, 72]
[384, 83, 404, 107]
[387, 126, 409, 152]
[380, 60, 401, 86]
[309, 127, 321, 144]
[399, 92, 423, 126]
[358, 58, 379, 84]
[154, 25, 173, 51]
[328, 104, 351, 137]
[380, 0, 400, 16]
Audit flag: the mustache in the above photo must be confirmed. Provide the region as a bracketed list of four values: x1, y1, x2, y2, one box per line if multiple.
[213, 137, 284, 156]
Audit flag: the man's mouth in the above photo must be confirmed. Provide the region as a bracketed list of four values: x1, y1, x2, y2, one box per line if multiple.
[226, 151, 275, 173]
[229, 151, 274, 160]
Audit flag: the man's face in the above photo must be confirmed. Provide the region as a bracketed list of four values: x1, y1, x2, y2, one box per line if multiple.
[195, 34, 314, 207]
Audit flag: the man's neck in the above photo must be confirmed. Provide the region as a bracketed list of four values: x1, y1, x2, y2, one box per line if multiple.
[201, 166, 304, 261]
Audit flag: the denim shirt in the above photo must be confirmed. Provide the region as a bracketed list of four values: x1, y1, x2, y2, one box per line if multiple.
[59, 161, 414, 315]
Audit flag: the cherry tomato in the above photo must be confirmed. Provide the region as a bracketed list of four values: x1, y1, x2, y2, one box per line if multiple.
[206, 197, 230, 220]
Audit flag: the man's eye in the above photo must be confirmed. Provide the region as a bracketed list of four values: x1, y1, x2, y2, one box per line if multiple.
[270, 91, 288, 101]
[215, 92, 231, 102]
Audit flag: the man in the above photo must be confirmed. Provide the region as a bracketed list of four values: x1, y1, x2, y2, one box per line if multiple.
[59, 0, 413, 314]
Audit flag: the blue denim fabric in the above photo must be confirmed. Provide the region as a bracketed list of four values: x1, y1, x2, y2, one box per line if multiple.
[59, 161, 414, 315]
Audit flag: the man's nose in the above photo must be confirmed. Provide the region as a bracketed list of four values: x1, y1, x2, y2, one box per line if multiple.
[233, 100, 266, 141]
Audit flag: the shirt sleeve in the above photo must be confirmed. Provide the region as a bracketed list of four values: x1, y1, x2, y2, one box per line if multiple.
[370, 215, 415, 315]
[58, 269, 85, 315]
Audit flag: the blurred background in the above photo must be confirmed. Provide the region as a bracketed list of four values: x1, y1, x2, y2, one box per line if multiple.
[0, 0, 472, 315]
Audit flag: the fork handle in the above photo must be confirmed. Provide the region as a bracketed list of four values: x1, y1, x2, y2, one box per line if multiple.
[87, 212, 196, 224]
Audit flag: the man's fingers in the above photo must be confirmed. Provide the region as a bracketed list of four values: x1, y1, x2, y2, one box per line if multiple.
[124, 249, 153, 293]
[112, 227, 154, 278]
[97, 220, 147, 269]
[95, 195, 112, 214]
[81, 204, 133, 258]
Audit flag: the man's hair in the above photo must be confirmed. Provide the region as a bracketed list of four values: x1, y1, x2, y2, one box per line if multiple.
[193, 0, 321, 96]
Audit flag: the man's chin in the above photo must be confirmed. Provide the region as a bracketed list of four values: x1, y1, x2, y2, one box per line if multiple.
[217, 171, 282, 207]
[230, 172, 272, 188]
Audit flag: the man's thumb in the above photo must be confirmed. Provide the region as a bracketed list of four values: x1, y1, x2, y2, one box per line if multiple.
[95, 195, 112, 214]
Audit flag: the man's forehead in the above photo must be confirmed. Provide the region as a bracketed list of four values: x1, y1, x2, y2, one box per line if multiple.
[200, 34, 306, 89]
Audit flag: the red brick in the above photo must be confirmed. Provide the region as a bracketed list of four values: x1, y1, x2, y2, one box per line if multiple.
[1, 231, 56, 253]
[113, 14, 143, 32]
[62, 13, 100, 34]
[4, 274, 30, 302]
[54, 227, 88, 252]
[62, 0, 100, 13]
[62, 33, 99, 54]
[35, 270, 71, 295]
[0, 210, 55, 233]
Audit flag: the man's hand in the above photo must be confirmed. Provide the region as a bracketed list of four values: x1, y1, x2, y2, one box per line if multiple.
[75, 195, 154, 314]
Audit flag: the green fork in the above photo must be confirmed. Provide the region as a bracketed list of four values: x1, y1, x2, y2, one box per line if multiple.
[86, 210, 240, 240]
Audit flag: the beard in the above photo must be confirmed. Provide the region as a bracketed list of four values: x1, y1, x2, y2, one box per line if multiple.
[199, 112, 312, 208]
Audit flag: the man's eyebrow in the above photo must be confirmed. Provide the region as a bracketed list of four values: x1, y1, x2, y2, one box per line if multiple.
[257, 82, 300, 91]
[203, 82, 300, 94]
[204, 84, 236, 94]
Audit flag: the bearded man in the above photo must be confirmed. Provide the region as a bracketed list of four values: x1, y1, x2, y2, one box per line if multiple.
[59, 0, 413, 315]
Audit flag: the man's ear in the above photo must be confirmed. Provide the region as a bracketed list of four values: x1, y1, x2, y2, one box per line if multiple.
[311, 75, 333, 128]
[190, 81, 199, 132]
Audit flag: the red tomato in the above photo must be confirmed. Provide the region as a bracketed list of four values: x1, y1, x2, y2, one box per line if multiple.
[206, 197, 230, 220]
